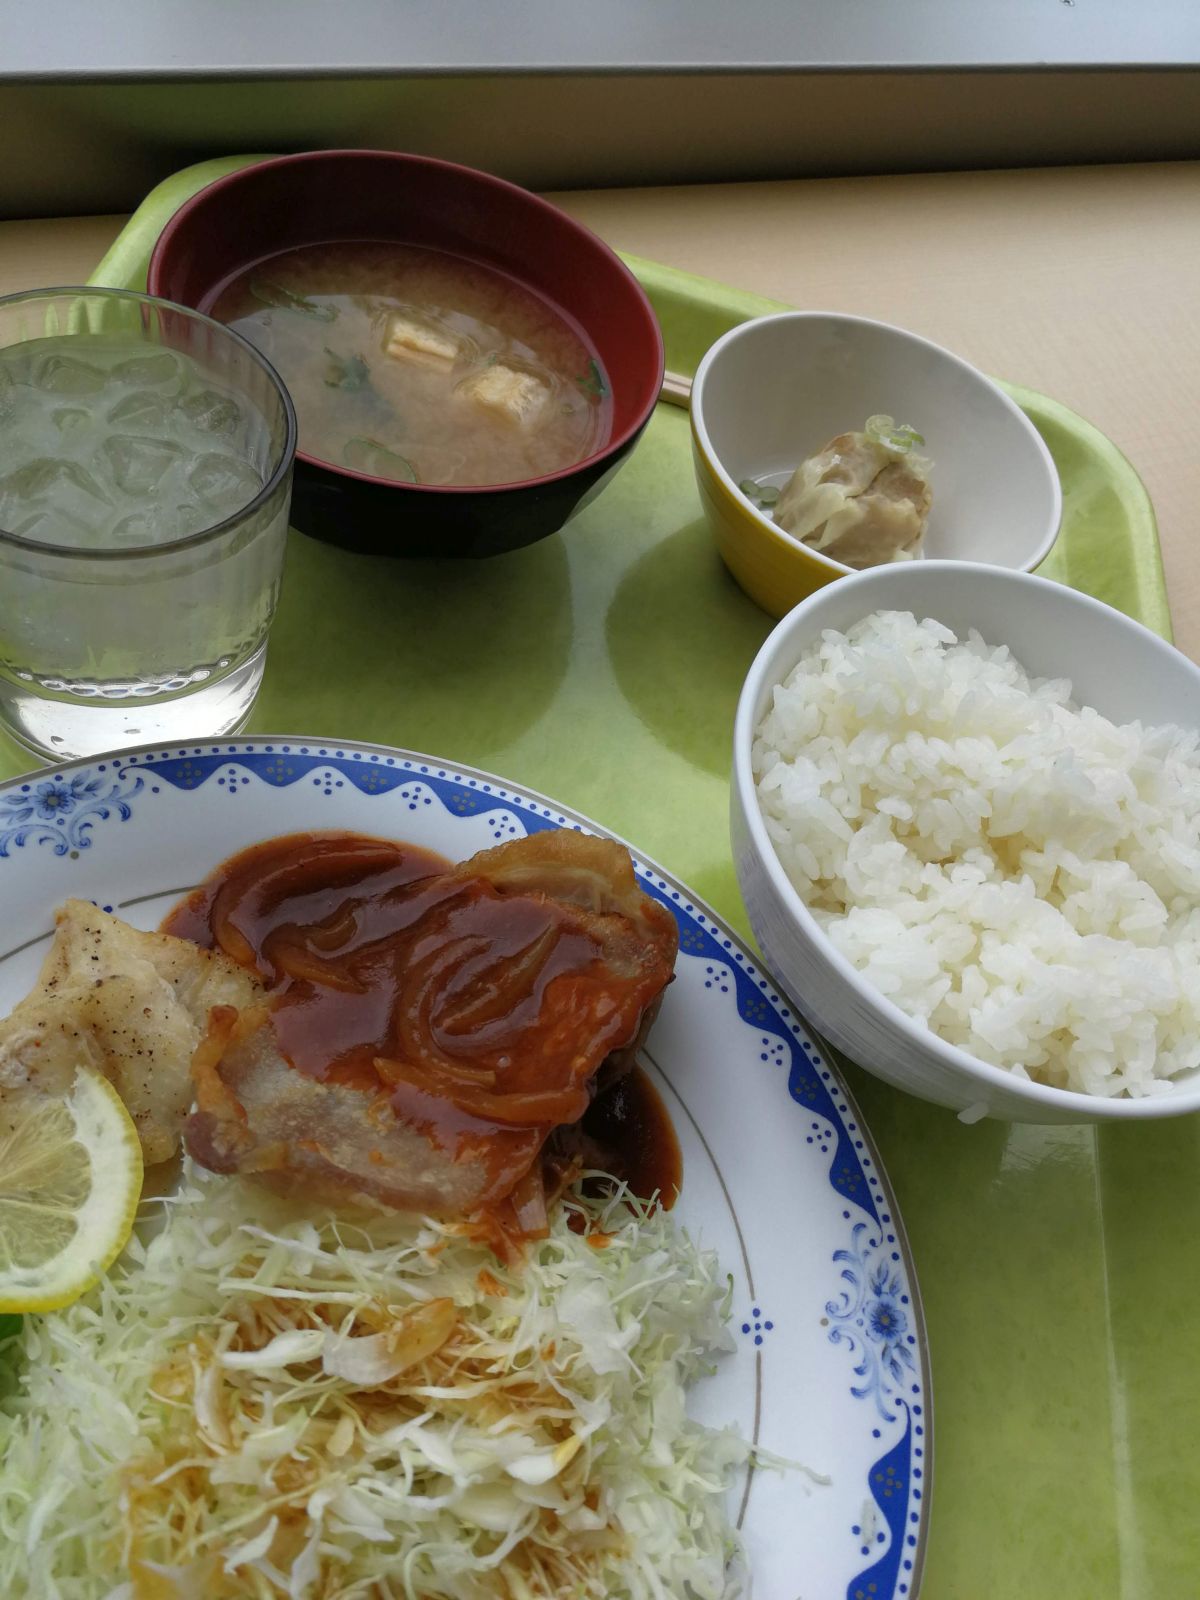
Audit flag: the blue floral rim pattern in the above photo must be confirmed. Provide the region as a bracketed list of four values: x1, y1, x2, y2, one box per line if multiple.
[0, 739, 930, 1600]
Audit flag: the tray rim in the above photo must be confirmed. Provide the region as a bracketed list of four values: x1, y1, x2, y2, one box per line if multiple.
[36, 150, 1176, 1598]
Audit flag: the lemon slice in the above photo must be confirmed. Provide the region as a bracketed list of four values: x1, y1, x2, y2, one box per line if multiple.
[0, 1067, 144, 1313]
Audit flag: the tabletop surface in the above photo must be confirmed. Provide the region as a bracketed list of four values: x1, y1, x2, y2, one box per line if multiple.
[2, 161, 1199, 1600]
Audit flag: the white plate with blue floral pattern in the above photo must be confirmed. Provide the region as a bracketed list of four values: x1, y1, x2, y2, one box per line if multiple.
[0, 738, 930, 1600]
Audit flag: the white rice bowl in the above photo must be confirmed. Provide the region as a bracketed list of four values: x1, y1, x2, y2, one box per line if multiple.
[752, 609, 1200, 1098]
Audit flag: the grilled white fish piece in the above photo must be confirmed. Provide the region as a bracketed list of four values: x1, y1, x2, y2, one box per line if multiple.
[0, 900, 262, 1164]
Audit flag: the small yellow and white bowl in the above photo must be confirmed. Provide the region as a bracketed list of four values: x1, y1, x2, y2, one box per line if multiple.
[691, 311, 1062, 617]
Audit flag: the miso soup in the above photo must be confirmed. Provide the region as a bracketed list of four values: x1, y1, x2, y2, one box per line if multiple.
[212, 242, 612, 488]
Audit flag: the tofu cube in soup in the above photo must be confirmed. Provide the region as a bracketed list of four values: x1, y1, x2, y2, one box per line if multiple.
[383, 315, 460, 368]
[462, 365, 548, 427]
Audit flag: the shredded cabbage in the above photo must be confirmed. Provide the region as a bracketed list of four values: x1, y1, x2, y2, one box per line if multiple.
[0, 1166, 747, 1599]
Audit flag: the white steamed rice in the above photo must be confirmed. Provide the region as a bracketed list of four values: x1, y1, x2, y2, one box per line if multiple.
[753, 609, 1200, 1097]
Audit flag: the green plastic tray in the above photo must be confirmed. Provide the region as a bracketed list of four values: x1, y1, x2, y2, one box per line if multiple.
[1, 158, 1186, 1600]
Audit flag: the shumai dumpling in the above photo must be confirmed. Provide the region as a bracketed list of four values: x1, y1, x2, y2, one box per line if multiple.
[773, 415, 932, 569]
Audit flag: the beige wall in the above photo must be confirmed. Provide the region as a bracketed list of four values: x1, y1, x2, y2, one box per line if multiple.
[2, 70, 1199, 219]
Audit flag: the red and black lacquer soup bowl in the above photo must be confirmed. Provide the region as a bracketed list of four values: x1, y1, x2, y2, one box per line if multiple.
[148, 150, 664, 559]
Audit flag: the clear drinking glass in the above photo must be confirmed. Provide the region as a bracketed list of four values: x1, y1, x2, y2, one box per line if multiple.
[0, 287, 297, 760]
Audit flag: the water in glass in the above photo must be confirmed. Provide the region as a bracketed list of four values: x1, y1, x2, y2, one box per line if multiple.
[0, 295, 295, 761]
